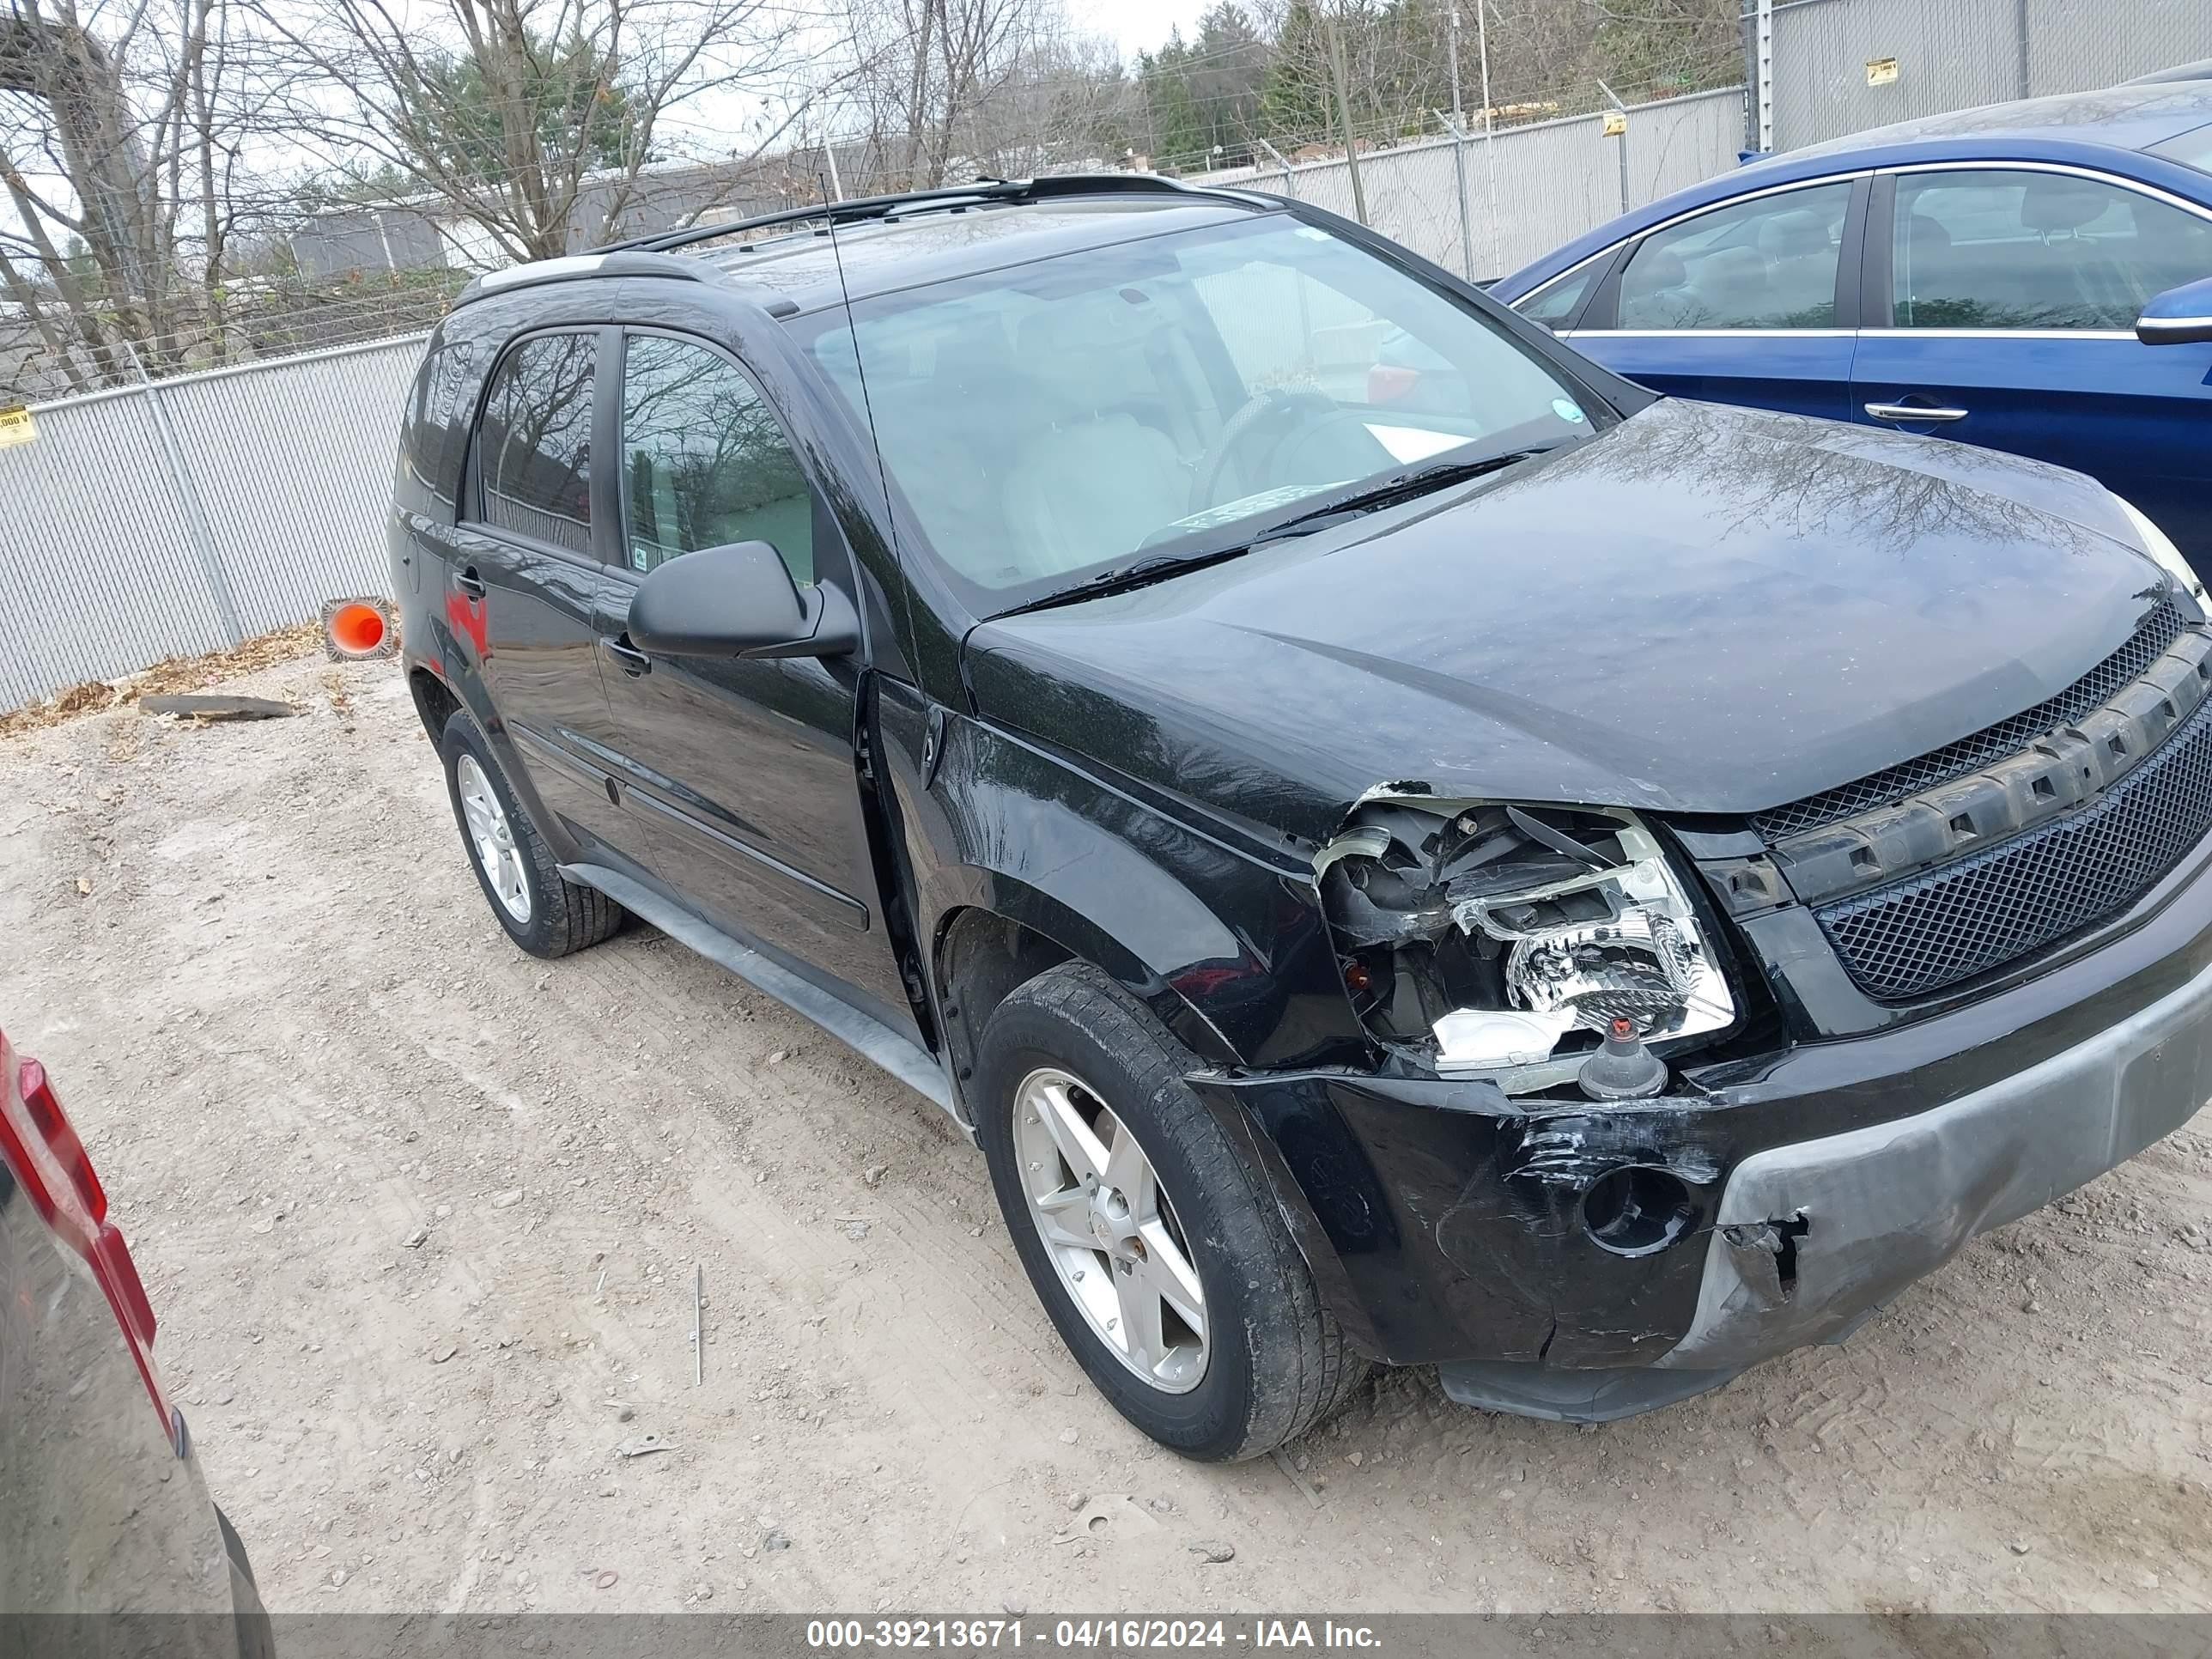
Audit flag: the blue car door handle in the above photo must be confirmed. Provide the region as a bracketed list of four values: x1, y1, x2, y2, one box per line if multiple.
[1865, 401, 1969, 423]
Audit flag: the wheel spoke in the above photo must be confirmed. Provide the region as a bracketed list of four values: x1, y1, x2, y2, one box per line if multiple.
[1033, 1081, 1109, 1186]
[1031, 1186, 1097, 1253]
[1138, 1218, 1206, 1337]
[1102, 1113, 1151, 1205]
[1115, 1259, 1168, 1374]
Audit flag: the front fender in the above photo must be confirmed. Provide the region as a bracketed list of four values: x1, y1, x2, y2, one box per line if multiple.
[893, 705, 1367, 1073]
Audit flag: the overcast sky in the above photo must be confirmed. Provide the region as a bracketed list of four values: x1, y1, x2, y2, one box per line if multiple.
[1101, 0, 1215, 60]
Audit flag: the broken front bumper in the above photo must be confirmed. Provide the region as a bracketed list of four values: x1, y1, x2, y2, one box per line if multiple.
[1189, 839, 2212, 1422]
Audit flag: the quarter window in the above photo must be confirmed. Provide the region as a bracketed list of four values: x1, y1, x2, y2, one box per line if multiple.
[1892, 168, 2212, 330]
[1515, 259, 1603, 328]
[619, 335, 814, 586]
[1614, 181, 1853, 330]
[405, 339, 475, 504]
[475, 333, 595, 554]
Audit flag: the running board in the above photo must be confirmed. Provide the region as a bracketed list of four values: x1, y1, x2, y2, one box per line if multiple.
[560, 861, 959, 1121]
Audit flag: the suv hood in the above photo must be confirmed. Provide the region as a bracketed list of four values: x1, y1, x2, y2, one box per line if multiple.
[964, 398, 2176, 847]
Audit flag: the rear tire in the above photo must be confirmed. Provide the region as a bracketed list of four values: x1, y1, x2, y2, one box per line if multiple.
[439, 712, 622, 958]
[975, 962, 1368, 1461]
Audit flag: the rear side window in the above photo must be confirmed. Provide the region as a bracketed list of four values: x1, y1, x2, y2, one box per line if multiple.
[1614, 181, 1852, 329]
[618, 335, 814, 586]
[404, 340, 475, 505]
[474, 332, 595, 554]
[1892, 168, 2212, 329]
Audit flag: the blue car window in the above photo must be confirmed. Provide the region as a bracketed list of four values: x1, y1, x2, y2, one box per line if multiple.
[1893, 168, 2212, 330]
[1615, 181, 1851, 330]
[1516, 260, 1602, 327]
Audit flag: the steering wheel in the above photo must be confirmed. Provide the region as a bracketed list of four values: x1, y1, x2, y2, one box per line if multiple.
[1192, 386, 1334, 510]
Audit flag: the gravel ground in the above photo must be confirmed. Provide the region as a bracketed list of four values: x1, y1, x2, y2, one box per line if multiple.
[3, 649, 2210, 1615]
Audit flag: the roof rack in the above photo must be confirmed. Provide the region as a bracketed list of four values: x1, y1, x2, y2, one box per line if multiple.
[452, 248, 710, 307]
[600, 172, 1234, 257]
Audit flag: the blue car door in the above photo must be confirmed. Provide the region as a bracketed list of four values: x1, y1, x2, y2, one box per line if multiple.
[1852, 164, 2212, 567]
[1563, 175, 1867, 419]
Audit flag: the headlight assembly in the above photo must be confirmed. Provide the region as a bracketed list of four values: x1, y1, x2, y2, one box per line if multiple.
[1318, 797, 1736, 1095]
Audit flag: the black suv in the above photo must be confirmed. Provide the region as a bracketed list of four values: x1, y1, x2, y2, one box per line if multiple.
[390, 174, 2212, 1457]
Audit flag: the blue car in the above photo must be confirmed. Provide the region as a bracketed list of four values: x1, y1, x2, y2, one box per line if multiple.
[1491, 79, 2212, 567]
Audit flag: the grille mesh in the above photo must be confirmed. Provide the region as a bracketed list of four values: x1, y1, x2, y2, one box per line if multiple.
[1753, 601, 2191, 842]
[1818, 687, 2212, 1000]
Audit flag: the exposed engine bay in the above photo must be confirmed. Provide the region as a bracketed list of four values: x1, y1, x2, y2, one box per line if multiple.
[1316, 793, 1735, 1095]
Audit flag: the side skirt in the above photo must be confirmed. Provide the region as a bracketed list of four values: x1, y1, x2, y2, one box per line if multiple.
[560, 860, 965, 1130]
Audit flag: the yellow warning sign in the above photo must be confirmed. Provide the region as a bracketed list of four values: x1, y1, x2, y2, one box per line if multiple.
[1601, 111, 1628, 137]
[1866, 57, 1900, 87]
[0, 405, 33, 448]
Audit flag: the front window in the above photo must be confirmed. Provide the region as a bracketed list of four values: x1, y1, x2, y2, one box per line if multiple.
[619, 334, 816, 586]
[802, 214, 1598, 611]
[1892, 167, 2212, 330]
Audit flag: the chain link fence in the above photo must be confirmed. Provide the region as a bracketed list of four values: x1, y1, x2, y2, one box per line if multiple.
[5, 0, 2212, 713]
[1759, 0, 2212, 152]
[1199, 87, 1748, 281]
[0, 335, 424, 712]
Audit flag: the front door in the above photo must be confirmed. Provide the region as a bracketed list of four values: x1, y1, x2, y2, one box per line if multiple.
[451, 326, 636, 858]
[1852, 165, 2212, 569]
[1568, 176, 1864, 420]
[594, 329, 917, 1036]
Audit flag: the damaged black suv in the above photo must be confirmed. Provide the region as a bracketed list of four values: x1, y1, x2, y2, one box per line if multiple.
[390, 175, 2212, 1458]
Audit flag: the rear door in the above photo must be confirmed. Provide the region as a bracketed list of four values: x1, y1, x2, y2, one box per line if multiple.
[447, 326, 639, 859]
[1566, 175, 1866, 419]
[1851, 163, 2212, 567]
[593, 328, 918, 1035]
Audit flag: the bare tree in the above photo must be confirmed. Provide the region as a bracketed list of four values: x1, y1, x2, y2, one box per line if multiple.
[0, 0, 265, 387]
[253, 0, 823, 265]
[842, 0, 1085, 191]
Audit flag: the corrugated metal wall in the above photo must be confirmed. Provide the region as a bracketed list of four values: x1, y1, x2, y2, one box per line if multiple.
[0, 334, 425, 711]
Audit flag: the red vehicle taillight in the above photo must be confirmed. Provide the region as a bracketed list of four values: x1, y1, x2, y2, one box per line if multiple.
[0, 1029, 172, 1434]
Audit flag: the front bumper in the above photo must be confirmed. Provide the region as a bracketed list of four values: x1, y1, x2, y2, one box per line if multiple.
[1190, 834, 2212, 1421]
[1661, 953, 2212, 1372]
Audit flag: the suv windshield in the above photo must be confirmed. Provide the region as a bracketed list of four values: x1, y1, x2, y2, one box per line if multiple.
[801, 211, 1601, 612]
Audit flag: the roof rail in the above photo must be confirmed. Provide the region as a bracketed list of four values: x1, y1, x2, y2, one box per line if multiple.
[453, 249, 709, 307]
[602, 172, 1232, 257]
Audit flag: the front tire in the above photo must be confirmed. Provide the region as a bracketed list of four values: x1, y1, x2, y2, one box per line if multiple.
[975, 963, 1367, 1461]
[439, 712, 622, 958]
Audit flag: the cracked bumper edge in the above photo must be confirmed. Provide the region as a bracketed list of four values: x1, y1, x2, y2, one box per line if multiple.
[1655, 950, 2212, 1373]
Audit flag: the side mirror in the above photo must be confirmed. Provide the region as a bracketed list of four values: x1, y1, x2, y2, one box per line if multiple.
[626, 540, 860, 660]
[2136, 275, 2212, 345]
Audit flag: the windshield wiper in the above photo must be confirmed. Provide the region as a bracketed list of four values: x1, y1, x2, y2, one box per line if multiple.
[1255, 443, 1559, 538]
[996, 442, 1564, 618]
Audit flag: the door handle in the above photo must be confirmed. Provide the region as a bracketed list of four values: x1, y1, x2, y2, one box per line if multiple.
[601, 636, 652, 677]
[1864, 401, 1969, 424]
[452, 566, 487, 599]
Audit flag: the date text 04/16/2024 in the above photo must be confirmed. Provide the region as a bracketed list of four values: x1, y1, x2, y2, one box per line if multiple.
[805, 1621, 1384, 1650]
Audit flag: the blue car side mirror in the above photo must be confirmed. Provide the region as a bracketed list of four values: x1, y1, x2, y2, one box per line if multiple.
[2136, 275, 2212, 345]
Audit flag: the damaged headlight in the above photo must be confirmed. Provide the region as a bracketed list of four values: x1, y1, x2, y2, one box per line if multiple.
[1317, 796, 1735, 1095]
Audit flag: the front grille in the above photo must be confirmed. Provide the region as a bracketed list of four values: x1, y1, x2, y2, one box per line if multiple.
[1817, 687, 2212, 1000]
[1753, 600, 2189, 842]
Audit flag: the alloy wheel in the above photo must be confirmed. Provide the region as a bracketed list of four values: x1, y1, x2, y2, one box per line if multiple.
[456, 754, 532, 924]
[1012, 1066, 1208, 1394]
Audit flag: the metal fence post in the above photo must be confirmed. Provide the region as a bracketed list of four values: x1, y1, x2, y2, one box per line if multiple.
[1755, 0, 1776, 152]
[1435, 111, 1478, 281]
[125, 340, 245, 648]
[1254, 137, 1297, 198]
[1598, 80, 1631, 216]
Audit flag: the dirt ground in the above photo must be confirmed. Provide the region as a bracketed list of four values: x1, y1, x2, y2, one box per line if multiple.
[3, 647, 2210, 1616]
